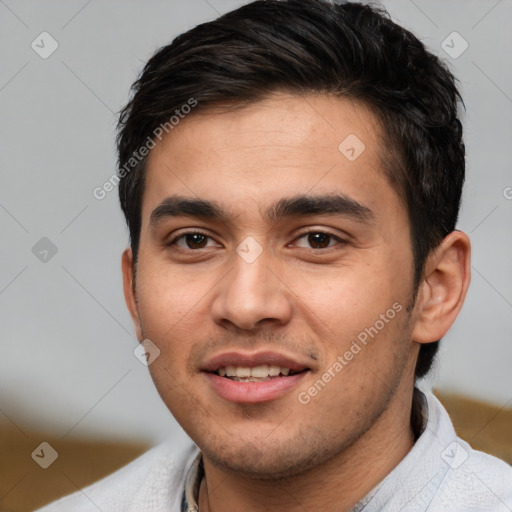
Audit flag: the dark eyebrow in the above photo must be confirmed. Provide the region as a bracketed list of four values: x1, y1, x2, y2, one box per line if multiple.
[265, 194, 374, 223]
[150, 195, 227, 226]
[149, 193, 374, 227]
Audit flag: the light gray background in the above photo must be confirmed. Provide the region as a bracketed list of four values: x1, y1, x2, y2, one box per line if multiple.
[1, 0, 511, 444]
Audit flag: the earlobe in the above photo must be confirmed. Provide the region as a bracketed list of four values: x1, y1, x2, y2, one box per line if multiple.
[121, 249, 143, 341]
[411, 231, 471, 344]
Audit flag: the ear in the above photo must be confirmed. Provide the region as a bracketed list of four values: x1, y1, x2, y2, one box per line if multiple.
[412, 231, 471, 344]
[122, 248, 143, 341]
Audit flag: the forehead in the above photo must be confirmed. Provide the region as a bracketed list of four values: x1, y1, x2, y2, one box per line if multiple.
[142, 93, 402, 226]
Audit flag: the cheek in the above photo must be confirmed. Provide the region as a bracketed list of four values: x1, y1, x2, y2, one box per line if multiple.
[135, 258, 212, 330]
[291, 259, 403, 324]
[289, 259, 412, 379]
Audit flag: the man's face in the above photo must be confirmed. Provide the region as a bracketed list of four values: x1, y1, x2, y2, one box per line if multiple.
[126, 93, 420, 478]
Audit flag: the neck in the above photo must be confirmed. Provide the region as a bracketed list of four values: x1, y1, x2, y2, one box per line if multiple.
[198, 385, 417, 512]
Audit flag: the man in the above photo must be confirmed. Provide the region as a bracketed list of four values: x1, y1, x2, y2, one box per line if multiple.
[37, 1, 512, 511]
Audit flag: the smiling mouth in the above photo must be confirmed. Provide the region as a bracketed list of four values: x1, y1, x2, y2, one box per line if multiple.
[213, 365, 307, 382]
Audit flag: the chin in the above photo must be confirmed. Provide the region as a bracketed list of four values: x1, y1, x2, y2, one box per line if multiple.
[199, 429, 348, 481]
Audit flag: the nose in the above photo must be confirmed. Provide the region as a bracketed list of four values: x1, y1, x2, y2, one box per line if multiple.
[211, 248, 293, 332]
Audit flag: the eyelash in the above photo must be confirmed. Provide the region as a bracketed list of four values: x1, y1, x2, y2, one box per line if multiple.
[167, 230, 346, 251]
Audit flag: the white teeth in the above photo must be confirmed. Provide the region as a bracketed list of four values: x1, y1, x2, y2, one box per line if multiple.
[236, 366, 252, 377]
[216, 365, 294, 378]
[251, 364, 269, 378]
[268, 365, 281, 376]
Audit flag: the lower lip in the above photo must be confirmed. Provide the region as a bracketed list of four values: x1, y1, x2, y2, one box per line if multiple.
[204, 372, 308, 404]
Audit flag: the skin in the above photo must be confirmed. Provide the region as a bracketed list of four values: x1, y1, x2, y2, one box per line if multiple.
[122, 92, 471, 512]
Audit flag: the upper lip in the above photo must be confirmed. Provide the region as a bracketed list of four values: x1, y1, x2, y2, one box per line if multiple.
[201, 351, 312, 373]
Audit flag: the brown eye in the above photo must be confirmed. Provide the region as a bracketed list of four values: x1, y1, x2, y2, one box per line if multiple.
[184, 233, 208, 249]
[307, 232, 331, 249]
[169, 232, 218, 250]
[292, 231, 345, 250]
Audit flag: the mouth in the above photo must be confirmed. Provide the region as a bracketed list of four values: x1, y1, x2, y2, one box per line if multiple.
[201, 351, 312, 403]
